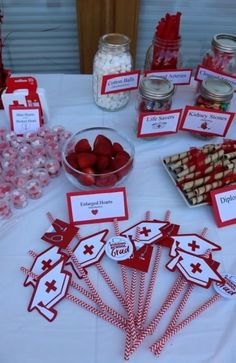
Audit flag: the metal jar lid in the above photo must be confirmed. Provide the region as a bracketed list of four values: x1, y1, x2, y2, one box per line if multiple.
[200, 77, 234, 102]
[212, 33, 236, 54]
[139, 76, 175, 101]
[99, 33, 130, 52]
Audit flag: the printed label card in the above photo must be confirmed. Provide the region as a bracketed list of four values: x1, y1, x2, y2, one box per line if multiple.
[101, 70, 141, 94]
[9, 104, 42, 135]
[211, 185, 236, 227]
[137, 109, 182, 138]
[180, 106, 235, 137]
[145, 69, 192, 85]
[195, 65, 236, 91]
[67, 187, 128, 225]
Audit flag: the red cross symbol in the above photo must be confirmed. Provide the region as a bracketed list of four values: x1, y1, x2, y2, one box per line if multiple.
[41, 259, 53, 271]
[190, 262, 202, 274]
[83, 245, 94, 255]
[188, 240, 200, 252]
[140, 227, 151, 237]
[45, 279, 57, 293]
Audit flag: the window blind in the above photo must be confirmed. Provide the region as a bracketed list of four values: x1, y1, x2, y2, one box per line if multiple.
[1, 0, 80, 73]
[136, 0, 236, 71]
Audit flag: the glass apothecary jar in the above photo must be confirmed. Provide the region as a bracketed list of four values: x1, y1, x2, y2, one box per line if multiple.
[144, 37, 182, 71]
[194, 77, 234, 139]
[202, 33, 236, 75]
[136, 76, 175, 139]
[93, 33, 132, 111]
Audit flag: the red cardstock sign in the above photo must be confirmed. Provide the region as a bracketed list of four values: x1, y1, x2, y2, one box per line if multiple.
[211, 185, 236, 227]
[6, 76, 45, 123]
[41, 219, 79, 249]
[164, 233, 221, 257]
[166, 248, 224, 288]
[137, 109, 182, 138]
[24, 246, 66, 288]
[195, 64, 236, 91]
[28, 258, 71, 322]
[100, 70, 141, 94]
[67, 188, 128, 225]
[9, 104, 42, 135]
[180, 106, 235, 137]
[145, 68, 192, 85]
[119, 244, 154, 273]
[66, 230, 108, 279]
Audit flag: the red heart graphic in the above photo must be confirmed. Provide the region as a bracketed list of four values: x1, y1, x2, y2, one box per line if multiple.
[91, 209, 98, 215]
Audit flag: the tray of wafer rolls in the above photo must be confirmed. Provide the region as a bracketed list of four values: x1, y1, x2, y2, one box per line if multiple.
[162, 140, 236, 207]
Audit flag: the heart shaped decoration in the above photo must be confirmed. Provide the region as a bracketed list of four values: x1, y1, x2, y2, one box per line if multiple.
[91, 209, 98, 215]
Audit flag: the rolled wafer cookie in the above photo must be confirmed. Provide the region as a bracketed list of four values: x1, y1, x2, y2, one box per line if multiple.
[190, 193, 209, 205]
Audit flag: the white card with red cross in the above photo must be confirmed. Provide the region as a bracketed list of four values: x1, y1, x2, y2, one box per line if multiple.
[27, 257, 71, 322]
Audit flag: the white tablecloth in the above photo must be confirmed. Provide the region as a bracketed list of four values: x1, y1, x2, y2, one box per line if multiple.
[1, 74, 236, 363]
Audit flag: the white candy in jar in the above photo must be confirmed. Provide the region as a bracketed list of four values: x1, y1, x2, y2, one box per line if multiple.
[93, 33, 132, 111]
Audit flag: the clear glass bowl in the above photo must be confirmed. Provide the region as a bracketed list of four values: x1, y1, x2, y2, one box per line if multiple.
[62, 127, 135, 190]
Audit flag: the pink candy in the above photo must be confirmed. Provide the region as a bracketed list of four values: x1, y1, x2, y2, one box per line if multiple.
[0, 199, 12, 219]
[0, 125, 69, 218]
[11, 188, 28, 209]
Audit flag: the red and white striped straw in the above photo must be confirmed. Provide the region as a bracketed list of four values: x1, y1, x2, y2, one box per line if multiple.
[150, 226, 211, 355]
[141, 245, 161, 326]
[20, 266, 127, 331]
[135, 211, 151, 329]
[127, 275, 187, 358]
[96, 262, 127, 308]
[152, 293, 221, 356]
[47, 212, 127, 321]
[140, 210, 170, 326]
[130, 226, 140, 313]
[27, 250, 128, 327]
[113, 218, 137, 359]
[149, 282, 194, 355]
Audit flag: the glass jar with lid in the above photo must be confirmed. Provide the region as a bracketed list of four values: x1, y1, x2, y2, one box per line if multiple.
[202, 33, 236, 75]
[138, 76, 175, 112]
[195, 77, 234, 138]
[136, 76, 175, 139]
[144, 37, 182, 71]
[93, 33, 132, 111]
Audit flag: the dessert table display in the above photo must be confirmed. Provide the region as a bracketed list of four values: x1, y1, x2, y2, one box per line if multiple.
[1, 73, 236, 363]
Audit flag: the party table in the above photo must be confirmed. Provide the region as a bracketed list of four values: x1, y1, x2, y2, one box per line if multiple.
[0, 74, 236, 363]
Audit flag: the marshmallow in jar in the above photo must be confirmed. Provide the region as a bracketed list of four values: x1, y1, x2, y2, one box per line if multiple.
[93, 33, 132, 111]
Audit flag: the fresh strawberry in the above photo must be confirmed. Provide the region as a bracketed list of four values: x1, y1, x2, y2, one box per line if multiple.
[66, 152, 79, 170]
[77, 152, 97, 169]
[95, 172, 118, 187]
[93, 134, 113, 148]
[93, 134, 113, 157]
[112, 153, 132, 180]
[95, 155, 110, 172]
[78, 167, 95, 186]
[111, 153, 130, 170]
[112, 142, 124, 155]
[93, 143, 113, 157]
[75, 138, 91, 153]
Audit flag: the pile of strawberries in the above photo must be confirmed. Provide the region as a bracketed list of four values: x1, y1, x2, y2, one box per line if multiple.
[64, 134, 133, 187]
